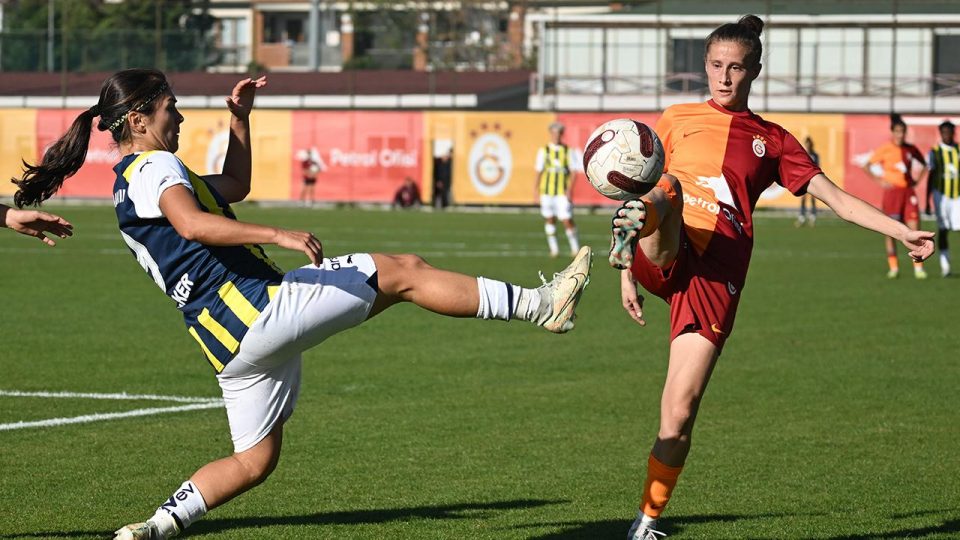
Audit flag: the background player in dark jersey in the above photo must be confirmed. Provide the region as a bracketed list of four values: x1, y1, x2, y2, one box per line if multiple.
[796, 136, 819, 227]
[12, 69, 592, 540]
[0, 203, 71, 246]
[607, 16, 934, 540]
[926, 119, 960, 276]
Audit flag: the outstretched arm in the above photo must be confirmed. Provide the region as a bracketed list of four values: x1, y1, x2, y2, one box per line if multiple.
[159, 185, 323, 265]
[0, 203, 73, 246]
[204, 76, 267, 204]
[807, 173, 934, 260]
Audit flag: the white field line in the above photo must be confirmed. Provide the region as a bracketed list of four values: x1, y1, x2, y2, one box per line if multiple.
[0, 390, 222, 403]
[0, 390, 224, 432]
[0, 402, 224, 432]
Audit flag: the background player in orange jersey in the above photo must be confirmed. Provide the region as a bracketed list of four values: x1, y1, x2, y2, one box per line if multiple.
[863, 114, 928, 278]
[607, 15, 935, 540]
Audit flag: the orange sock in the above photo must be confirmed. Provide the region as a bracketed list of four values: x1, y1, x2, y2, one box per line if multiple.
[887, 255, 899, 272]
[640, 453, 683, 519]
[638, 178, 680, 237]
[913, 260, 924, 271]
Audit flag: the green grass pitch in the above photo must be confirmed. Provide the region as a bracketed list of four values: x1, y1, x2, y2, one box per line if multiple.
[0, 204, 957, 539]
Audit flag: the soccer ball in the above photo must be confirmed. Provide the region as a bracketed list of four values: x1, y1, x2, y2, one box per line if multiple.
[582, 118, 665, 200]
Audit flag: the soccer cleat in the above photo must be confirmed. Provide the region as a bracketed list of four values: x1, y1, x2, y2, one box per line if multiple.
[114, 521, 162, 540]
[914, 268, 928, 280]
[609, 199, 647, 270]
[627, 515, 667, 540]
[886, 268, 899, 279]
[537, 245, 592, 333]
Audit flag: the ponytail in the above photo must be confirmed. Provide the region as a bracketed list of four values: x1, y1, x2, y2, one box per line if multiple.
[12, 67, 168, 207]
[13, 106, 99, 207]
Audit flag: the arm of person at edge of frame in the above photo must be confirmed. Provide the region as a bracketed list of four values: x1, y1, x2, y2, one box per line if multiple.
[158, 185, 324, 266]
[203, 76, 267, 204]
[807, 173, 935, 262]
[0, 203, 73, 247]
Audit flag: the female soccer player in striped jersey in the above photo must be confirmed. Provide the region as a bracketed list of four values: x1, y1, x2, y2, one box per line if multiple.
[12, 69, 592, 540]
[607, 16, 935, 540]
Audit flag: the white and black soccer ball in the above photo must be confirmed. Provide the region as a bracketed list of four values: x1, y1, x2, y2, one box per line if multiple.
[582, 118, 665, 200]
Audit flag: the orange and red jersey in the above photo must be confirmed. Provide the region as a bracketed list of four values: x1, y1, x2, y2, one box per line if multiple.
[866, 141, 925, 188]
[655, 100, 822, 277]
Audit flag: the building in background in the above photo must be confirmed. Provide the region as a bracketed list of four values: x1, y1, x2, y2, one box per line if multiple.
[529, 0, 960, 113]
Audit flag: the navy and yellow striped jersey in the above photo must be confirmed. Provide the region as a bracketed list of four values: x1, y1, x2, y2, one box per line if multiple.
[929, 143, 960, 198]
[112, 151, 284, 373]
[537, 144, 573, 196]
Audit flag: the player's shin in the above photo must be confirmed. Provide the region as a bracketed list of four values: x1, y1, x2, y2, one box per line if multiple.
[640, 453, 683, 520]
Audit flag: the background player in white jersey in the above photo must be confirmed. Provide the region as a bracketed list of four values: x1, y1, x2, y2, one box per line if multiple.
[534, 122, 580, 257]
[926, 119, 960, 276]
[12, 68, 592, 540]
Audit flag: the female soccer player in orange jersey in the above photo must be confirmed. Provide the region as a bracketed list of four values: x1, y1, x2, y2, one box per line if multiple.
[608, 15, 935, 540]
[863, 114, 928, 278]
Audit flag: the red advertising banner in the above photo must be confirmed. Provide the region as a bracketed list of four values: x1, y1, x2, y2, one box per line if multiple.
[37, 109, 121, 200]
[291, 111, 423, 202]
[844, 114, 955, 212]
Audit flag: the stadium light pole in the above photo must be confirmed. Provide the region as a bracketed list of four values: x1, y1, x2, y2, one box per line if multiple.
[308, 0, 319, 71]
[47, 0, 54, 72]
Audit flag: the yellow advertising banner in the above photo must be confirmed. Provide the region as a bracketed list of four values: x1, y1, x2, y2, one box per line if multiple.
[175, 110, 292, 201]
[757, 113, 846, 208]
[425, 111, 556, 205]
[0, 110, 37, 197]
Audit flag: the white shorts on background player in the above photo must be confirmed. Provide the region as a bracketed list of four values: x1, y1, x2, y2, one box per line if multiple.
[932, 190, 960, 231]
[217, 253, 378, 453]
[540, 194, 573, 220]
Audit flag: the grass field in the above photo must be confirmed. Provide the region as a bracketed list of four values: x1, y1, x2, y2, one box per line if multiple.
[1, 204, 957, 539]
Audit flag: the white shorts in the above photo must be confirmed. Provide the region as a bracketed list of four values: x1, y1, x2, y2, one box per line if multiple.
[217, 253, 379, 453]
[540, 194, 573, 220]
[932, 190, 960, 231]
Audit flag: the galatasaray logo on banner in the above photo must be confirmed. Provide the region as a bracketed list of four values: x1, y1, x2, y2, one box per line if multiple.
[468, 124, 513, 196]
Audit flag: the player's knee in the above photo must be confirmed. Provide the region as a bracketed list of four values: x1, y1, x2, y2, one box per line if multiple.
[659, 401, 700, 441]
[235, 448, 280, 488]
[377, 253, 431, 297]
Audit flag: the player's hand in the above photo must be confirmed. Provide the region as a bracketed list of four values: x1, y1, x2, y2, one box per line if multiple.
[2, 207, 73, 246]
[225, 76, 267, 119]
[275, 229, 323, 266]
[620, 269, 646, 326]
[900, 229, 935, 262]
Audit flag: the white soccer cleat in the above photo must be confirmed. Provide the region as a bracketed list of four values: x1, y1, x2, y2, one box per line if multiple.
[113, 522, 160, 540]
[539, 245, 592, 333]
[627, 515, 667, 540]
[610, 199, 647, 270]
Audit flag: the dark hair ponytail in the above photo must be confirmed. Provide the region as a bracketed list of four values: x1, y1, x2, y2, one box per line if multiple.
[12, 107, 98, 207]
[705, 14, 765, 68]
[12, 68, 169, 207]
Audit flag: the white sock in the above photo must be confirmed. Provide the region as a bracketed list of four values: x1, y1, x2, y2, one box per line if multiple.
[941, 250, 950, 269]
[565, 226, 580, 253]
[640, 512, 658, 527]
[545, 223, 559, 255]
[476, 277, 523, 321]
[475, 277, 546, 323]
[152, 480, 207, 536]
